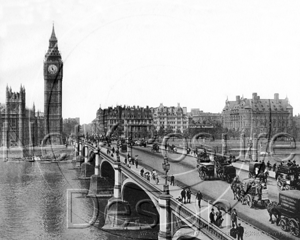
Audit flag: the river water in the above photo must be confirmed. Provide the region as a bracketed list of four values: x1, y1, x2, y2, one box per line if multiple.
[0, 160, 137, 240]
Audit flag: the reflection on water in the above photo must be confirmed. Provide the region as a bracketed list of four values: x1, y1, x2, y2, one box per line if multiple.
[0, 160, 140, 240]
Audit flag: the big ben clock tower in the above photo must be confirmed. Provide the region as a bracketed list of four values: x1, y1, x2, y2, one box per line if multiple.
[44, 25, 63, 144]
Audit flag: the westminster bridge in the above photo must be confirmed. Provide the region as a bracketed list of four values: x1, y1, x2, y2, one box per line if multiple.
[72, 140, 276, 240]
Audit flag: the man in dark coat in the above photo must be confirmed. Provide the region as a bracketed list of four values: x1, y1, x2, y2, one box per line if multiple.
[209, 208, 215, 224]
[135, 155, 138, 168]
[170, 175, 175, 186]
[237, 223, 244, 240]
[196, 191, 202, 208]
[186, 188, 191, 203]
[231, 209, 238, 228]
[181, 189, 186, 204]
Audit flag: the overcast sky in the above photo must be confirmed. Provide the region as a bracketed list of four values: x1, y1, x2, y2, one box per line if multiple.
[1, 0, 300, 124]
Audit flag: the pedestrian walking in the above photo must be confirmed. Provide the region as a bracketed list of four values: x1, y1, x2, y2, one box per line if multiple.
[116, 148, 119, 156]
[152, 169, 157, 180]
[186, 188, 191, 203]
[230, 226, 237, 239]
[112, 147, 115, 154]
[181, 189, 186, 204]
[135, 155, 139, 168]
[215, 208, 223, 227]
[209, 208, 215, 224]
[231, 209, 238, 228]
[170, 175, 175, 186]
[140, 168, 144, 177]
[145, 172, 150, 181]
[196, 191, 202, 208]
[131, 157, 135, 166]
[273, 163, 277, 172]
[267, 160, 271, 170]
[237, 223, 244, 240]
[124, 157, 128, 164]
[156, 176, 159, 185]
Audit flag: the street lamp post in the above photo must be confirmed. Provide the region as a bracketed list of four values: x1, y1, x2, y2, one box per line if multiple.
[162, 154, 170, 194]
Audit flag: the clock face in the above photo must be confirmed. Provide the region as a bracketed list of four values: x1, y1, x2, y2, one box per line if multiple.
[48, 64, 58, 74]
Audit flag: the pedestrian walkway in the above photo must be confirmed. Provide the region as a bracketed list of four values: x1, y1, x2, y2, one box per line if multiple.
[101, 147, 275, 240]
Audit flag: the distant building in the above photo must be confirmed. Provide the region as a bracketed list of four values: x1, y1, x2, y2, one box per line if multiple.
[292, 114, 300, 140]
[189, 108, 222, 125]
[222, 93, 293, 137]
[151, 103, 189, 133]
[63, 118, 80, 124]
[0, 86, 44, 148]
[62, 118, 80, 136]
[96, 105, 153, 139]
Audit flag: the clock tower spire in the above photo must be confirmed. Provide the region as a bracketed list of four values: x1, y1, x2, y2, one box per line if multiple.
[44, 24, 63, 144]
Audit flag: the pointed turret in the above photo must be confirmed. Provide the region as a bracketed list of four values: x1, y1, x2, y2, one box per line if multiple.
[45, 24, 61, 59]
[50, 24, 57, 42]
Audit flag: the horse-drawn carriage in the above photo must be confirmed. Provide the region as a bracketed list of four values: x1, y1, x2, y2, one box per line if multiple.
[276, 165, 300, 191]
[216, 164, 236, 183]
[267, 190, 300, 237]
[248, 162, 268, 183]
[231, 178, 269, 208]
[215, 155, 236, 183]
[197, 153, 236, 182]
[196, 150, 214, 180]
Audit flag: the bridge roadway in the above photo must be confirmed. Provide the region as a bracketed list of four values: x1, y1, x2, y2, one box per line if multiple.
[104, 144, 278, 240]
[114, 144, 296, 240]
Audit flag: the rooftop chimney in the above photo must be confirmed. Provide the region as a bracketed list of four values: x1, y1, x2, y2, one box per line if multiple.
[236, 95, 240, 103]
[274, 93, 279, 103]
[252, 93, 257, 102]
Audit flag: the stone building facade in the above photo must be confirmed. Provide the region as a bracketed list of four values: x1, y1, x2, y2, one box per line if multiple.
[222, 93, 293, 137]
[0, 86, 44, 149]
[96, 106, 153, 139]
[151, 103, 189, 133]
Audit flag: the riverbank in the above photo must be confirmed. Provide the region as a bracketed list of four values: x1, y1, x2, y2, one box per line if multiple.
[0, 145, 76, 162]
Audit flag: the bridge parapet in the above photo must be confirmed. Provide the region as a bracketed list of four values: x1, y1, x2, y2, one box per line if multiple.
[170, 199, 234, 240]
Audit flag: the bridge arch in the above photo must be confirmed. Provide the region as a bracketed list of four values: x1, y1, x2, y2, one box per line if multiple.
[122, 180, 160, 229]
[100, 160, 115, 184]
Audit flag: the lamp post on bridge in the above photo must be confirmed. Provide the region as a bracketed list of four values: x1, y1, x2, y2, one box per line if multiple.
[159, 153, 172, 240]
[162, 154, 170, 194]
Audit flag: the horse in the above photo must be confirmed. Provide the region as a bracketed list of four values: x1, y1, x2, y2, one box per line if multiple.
[151, 144, 160, 153]
[266, 202, 281, 225]
[231, 181, 242, 201]
[258, 171, 269, 183]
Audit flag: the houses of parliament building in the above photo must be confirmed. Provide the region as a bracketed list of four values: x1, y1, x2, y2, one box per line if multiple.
[0, 26, 63, 150]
